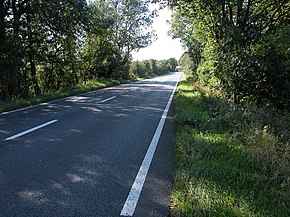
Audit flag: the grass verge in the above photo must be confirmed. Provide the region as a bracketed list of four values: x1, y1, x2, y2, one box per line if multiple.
[0, 79, 136, 113]
[171, 77, 290, 217]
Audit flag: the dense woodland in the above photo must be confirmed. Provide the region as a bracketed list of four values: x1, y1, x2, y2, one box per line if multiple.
[0, 0, 177, 101]
[170, 0, 289, 111]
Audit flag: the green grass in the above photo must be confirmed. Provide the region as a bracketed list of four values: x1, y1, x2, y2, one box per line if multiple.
[171, 78, 290, 217]
[0, 78, 136, 113]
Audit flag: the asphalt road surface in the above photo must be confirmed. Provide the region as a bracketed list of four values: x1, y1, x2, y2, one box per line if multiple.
[0, 72, 181, 217]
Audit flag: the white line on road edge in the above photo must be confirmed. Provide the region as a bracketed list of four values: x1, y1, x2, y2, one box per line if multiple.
[100, 96, 116, 103]
[120, 74, 181, 216]
[5, 119, 58, 141]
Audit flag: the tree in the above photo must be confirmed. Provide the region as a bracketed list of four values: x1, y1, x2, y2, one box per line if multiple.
[169, 8, 203, 67]
[0, 0, 29, 99]
[166, 57, 178, 72]
[80, 0, 157, 80]
[179, 52, 196, 76]
[170, 0, 290, 110]
[0, 0, 87, 99]
[0, 0, 158, 101]
[81, 0, 118, 80]
[110, 0, 157, 62]
[130, 58, 178, 77]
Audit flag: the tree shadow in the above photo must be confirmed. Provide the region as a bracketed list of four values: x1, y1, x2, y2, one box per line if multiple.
[0, 75, 179, 216]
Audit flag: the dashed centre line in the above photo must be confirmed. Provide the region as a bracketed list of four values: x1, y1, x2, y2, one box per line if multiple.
[4, 96, 116, 141]
[5, 119, 58, 141]
[99, 96, 116, 103]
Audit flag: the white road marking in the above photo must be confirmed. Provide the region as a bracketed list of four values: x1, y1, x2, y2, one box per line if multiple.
[0, 77, 151, 116]
[5, 119, 58, 141]
[120, 74, 181, 216]
[100, 96, 116, 103]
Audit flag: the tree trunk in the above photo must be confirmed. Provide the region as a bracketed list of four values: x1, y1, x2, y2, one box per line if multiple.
[0, 0, 7, 100]
[30, 59, 41, 95]
[0, 0, 5, 43]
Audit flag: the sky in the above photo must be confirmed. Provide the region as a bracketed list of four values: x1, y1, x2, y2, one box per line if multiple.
[131, 7, 185, 61]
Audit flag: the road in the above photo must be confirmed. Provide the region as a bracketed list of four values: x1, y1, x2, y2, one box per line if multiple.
[0, 72, 181, 217]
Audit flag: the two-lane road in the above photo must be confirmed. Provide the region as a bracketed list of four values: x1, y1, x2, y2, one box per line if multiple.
[0, 72, 181, 217]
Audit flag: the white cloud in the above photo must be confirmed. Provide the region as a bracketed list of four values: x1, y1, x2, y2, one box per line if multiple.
[131, 7, 184, 61]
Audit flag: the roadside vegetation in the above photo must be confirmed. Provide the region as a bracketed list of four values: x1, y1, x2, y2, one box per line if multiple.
[170, 1, 289, 111]
[0, 57, 177, 113]
[0, 0, 161, 103]
[0, 0, 180, 113]
[129, 58, 178, 78]
[169, 1, 289, 216]
[172, 77, 290, 216]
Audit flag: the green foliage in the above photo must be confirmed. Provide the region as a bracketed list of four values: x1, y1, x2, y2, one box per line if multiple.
[172, 79, 290, 217]
[111, 0, 157, 56]
[179, 52, 197, 77]
[0, 0, 86, 99]
[81, 0, 121, 80]
[0, 0, 157, 102]
[169, 8, 203, 67]
[195, 43, 220, 89]
[129, 58, 178, 78]
[170, 0, 290, 111]
[217, 24, 290, 110]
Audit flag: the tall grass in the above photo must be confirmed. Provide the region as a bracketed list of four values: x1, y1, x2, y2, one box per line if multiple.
[172, 78, 290, 217]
